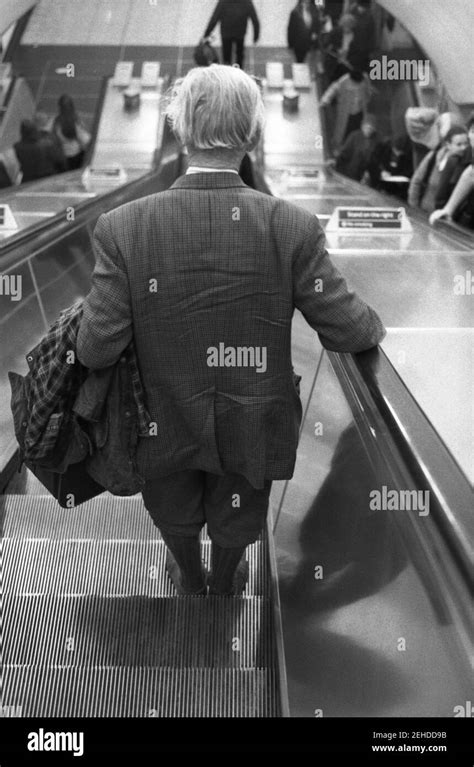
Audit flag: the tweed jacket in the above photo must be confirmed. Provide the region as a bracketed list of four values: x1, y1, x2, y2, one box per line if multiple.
[77, 172, 385, 488]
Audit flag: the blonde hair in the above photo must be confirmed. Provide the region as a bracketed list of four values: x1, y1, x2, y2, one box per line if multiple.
[166, 65, 265, 151]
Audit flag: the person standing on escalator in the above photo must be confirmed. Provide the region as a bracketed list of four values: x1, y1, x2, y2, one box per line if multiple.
[430, 114, 474, 229]
[408, 126, 470, 214]
[14, 119, 66, 183]
[52, 94, 91, 171]
[76, 65, 385, 597]
[287, 0, 322, 64]
[204, 0, 260, 70]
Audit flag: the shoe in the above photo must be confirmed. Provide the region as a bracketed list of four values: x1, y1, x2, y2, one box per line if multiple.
[208, 555, 249, 596]
[165, 550, 207, 595]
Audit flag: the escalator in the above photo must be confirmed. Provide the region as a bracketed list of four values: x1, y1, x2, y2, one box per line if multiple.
[0, 85, 472, 719]
[0, 123, 287, 718]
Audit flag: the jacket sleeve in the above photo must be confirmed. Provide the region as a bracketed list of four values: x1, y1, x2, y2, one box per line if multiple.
[445, 164, 474, 216]
[248, 0, 260, 42]
[408, 151, 432, 208]
[205, 0, 223, 37]
[292, 217, 386, 352]
[319, 78, 340, 106]
[434, 156, 456, 210]
[363, 75, 375, 106]
[77, 213, 133, 369]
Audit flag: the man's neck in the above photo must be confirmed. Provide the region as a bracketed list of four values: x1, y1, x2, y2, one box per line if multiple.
[186, 149, 245, 171]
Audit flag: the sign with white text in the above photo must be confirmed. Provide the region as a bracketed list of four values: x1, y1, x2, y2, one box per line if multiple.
[326, 207, 412, 232]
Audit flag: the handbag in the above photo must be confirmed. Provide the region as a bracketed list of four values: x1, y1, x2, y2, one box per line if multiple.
[25, 459, 105, 509]
[8, 368, 104, 509]
[193, 38, 219, 67]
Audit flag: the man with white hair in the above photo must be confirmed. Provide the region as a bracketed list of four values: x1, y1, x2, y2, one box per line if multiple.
[77, 65, 385, 596]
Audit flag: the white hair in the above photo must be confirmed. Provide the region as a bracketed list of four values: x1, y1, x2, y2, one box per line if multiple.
[166, 64, 265, 151]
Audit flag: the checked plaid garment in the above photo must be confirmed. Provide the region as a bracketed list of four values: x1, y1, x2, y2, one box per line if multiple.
[24, 300, 149, 461]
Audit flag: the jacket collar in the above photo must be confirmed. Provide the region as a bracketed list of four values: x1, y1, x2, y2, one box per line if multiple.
[170, 172, 248, 190]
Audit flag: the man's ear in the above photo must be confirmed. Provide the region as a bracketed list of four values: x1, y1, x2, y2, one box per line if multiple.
[246, 128, 262, 153]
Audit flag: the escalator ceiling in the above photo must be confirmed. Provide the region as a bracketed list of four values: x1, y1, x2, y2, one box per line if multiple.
[377, 0, 474, 105]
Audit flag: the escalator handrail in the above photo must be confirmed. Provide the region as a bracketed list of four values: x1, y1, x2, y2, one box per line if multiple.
[328, 347, 473, 590]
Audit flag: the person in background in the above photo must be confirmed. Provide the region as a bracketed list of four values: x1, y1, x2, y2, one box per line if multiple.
[349, 0, 376, 72]
[52, 94, 91, 170]
[433, 127, 471, 210]
[194, 37, 220, 67]
[405, 108, 465, 170]
[76, 65, 385, 597]
[320, 67, 372, 153]
[14, 119, 67, 183]
[34, 111, 52, 138]
[323, 0, 345, 25]
[322, 13, 358, 83]
[204, 0, 260, 70]
[287, 0, 322, 64]
[374, 133, 413, 200]
[404, 106, 439, 167]
[335, 114, 382, 183]
[408, 126, 469, 214]
[430, 114, 474, 228]
[34, 111, 67, 172]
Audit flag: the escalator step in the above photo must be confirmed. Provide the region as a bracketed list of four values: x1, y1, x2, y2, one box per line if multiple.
[3, 493, 273, 542]
[2, 594, 276, 668]
[1, 493, 281, 717]
[1, 494, 156, 540]
[1, 538, 268, 597]
[2, 666, 280, 717]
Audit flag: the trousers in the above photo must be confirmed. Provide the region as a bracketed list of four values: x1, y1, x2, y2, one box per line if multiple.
[222, 37, 245, 68]
[142, 470, 272, 547]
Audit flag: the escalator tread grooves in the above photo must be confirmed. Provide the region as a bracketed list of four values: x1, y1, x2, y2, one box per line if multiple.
[2, 494, 280, 717]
